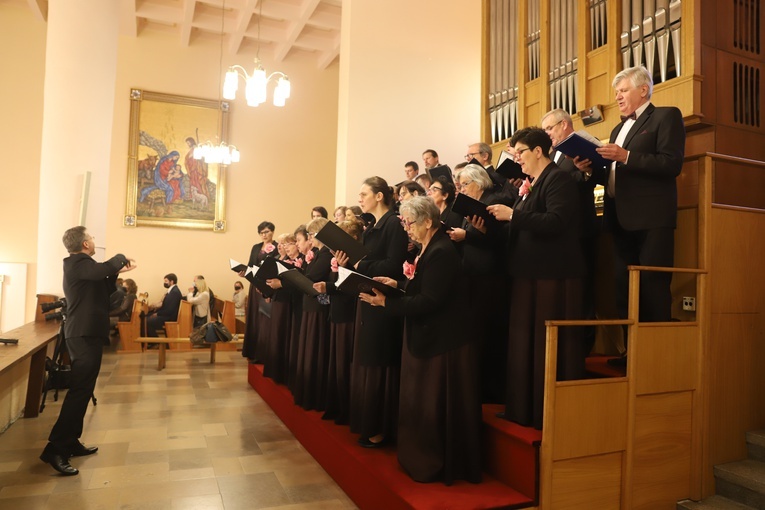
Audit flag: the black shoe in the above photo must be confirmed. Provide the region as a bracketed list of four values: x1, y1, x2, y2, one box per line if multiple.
[358, 436, 387, 449]
[40, 447, 78, 476]
[607, 356, 628, 367]
[68, 442, 98, 457]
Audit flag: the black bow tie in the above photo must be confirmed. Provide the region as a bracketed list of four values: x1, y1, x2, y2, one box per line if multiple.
[620, 112, 637, 122]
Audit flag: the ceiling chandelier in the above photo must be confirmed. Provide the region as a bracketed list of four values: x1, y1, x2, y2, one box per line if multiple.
[222, 0, 291, 107]
[194, 0, 240, 164]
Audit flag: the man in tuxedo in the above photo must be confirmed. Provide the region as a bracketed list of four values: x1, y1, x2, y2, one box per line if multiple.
[588, 65, 685, 334]
[543, 108, 600, 353]
[145, 273, 182, 337]
[40, 226, 135, 475]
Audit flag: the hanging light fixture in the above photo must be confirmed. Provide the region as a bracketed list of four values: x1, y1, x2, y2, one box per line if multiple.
[194, 0, 240, 164]
[222, 0, 291, 107]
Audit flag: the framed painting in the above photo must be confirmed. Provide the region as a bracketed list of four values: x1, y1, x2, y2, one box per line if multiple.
[124, 89, 229, 231]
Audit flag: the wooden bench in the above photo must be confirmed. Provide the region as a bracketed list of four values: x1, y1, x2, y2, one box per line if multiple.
[116, 299, 148, 352]
[0, 296, 63, 428]
[135, 336, 244, 371]
[212, 298, 240, 353]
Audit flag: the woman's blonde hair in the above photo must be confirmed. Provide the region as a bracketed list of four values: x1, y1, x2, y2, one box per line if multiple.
[194, 275, 208, 293]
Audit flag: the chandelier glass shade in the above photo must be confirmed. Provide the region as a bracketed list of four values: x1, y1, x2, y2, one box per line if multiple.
[223, 58, 291, 107]
[193, 141, 240, 165]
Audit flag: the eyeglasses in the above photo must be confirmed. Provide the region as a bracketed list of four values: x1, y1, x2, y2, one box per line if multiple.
[514, 147, 531, 161]
[428, 186, 443, 194]
[464, 152, 480, 161]
[399, 217, 418, 229]
[543, 119, 563, 132]
[457, 180, 474, 189]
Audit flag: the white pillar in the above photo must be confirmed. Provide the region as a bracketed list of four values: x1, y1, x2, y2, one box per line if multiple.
[36, 0, 119, 294]
[335, 0, 483, 205]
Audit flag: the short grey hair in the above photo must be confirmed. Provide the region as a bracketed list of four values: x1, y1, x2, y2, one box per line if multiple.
[458, 164, 494, 191]
[613, 65, 653, 99]
[542, 108, 573, 128]
[477, 142, 493, 160]
[306, 217, 329, 234]
[399, 196, 441, 228]
[62, 226, 88, 253]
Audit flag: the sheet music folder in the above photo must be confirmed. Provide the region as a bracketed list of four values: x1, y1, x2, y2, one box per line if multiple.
[451, 193, 496, 225]
[554, 131, 611, 170]
[314, 220, 370, 266]
[279, 267, 320, 296]
[336, 267, 404, 297]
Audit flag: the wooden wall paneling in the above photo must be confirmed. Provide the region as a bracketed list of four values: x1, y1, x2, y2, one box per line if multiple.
[538, 0, 549, 116]
[651, 75, 698, 117]
[710, 207, 765, 313]
[551, 379, 629, 460]
[517, 0, 529, 129]
[524, 80, 542, 129]
[677, 160, 700, 208]
[713, 160, 765, 209]
[576, 0, 589, 116]
[714, 52, 764, 134]
[631, 391, 694, 510]
[550, 452, 623, 510]
[585, 47, 611, 112]
[634, 323, 699, 395]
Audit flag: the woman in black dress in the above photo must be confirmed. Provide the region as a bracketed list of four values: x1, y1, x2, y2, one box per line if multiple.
[336, 176, 408, 448]
[488, 126, 586, 430]
[294, 217, 333, 411]
[241, 221, 277, 362]
[427, 176, 462, 230]
[360, 197, 482, 484]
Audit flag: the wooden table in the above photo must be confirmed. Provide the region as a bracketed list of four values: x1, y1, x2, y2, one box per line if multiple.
[0, 320, 61, 419]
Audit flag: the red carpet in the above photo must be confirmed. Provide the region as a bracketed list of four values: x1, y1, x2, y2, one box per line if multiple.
[248, 364, 535, 509]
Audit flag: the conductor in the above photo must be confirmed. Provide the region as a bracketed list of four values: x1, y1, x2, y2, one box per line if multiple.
[39, 226, 136, 476]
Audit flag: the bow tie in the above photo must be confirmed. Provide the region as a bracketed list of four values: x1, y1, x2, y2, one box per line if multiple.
[620, 112, 637, 122]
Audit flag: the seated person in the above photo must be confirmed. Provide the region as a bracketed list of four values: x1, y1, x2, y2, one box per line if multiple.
[233, 281, 246, 317]
[187, 275, 211, 329]
[145, 273, 182, 337]
[110, 278, 137, 328]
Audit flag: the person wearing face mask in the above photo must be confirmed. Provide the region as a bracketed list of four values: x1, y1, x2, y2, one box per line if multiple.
[187, 275, 211, 330]
[233, 281, 246, 317]
[146, 273, 182, 337]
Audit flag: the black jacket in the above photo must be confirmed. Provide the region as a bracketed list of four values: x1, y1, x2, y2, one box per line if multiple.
[63, 252, 129, 339]
[386, 230, 470, 358]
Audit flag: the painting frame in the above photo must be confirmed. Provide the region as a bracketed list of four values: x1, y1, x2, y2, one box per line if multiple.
[124, 89, 229, 232]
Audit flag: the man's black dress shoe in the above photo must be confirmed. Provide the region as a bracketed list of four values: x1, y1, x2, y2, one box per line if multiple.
[68, 442, 98, 457]
[40, 448, 78, 476]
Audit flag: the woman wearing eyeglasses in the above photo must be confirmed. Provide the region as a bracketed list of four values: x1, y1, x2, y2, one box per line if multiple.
[359, 197, 481, 484]
[241, 221, 278, 363]
[449, 164, 512, 404]
[427, 176, 462, 230]
[334, 176, 408, 449]
[487, 126, 586, 430]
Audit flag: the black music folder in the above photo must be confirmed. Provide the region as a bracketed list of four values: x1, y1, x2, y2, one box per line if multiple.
[229, 258, 248, 274]
[495, 151, 525, 180]
[335, 267, 404, 297]
[427, 164, 454, 185]
[314, 220, 370, 266]
[451, 192, 496, 225]
[554, 131, 611, 170]
[279, 268, 320, 297]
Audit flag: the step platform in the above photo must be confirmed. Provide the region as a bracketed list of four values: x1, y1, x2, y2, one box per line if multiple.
[248, 363, 536, 510]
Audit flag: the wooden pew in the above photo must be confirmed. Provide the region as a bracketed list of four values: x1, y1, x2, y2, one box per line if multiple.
[212, 298, 240, 352]
[116, 300, 146, 352]
[134, 336, 244, 370]
[163, 300, 193, 351]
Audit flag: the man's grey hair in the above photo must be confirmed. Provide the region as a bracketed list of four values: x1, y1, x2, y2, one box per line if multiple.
[399, 196, 441, 227]
[459, 164, 494, 191]
[62, 226, 88, 254]
[476, 142, 493, 160]
[613, 65, 653, 99]
[542, 108, 573, 128]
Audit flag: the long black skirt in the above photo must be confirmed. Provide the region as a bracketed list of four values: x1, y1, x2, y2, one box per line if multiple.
[323, 321, 355, 424]
[254, 297, 272, 363]
[349, 358, 400, 440]
[241, 285, 260, 360]
[263, 299, 291, 384]
[294, 307, 330, 411]
[398, 338, 482, 485]
[504, 277, 585, 430]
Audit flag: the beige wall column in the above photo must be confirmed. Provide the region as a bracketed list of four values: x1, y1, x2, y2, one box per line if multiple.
[336, 0, 483, 205]
[36, 0, 119, 294]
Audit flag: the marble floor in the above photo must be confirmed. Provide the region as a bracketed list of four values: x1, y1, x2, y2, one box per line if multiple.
[0, 346, 357, 510]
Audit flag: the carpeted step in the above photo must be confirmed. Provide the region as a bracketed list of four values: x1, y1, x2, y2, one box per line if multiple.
[677, 495, 758, 509]
[482, 403, 541, 503]
[745, 429, 765, 463]
[248, 364, 535, 510]
[714, 459, 765, 509]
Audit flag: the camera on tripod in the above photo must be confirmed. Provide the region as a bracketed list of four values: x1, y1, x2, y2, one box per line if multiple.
[41, 298, 67, 321]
